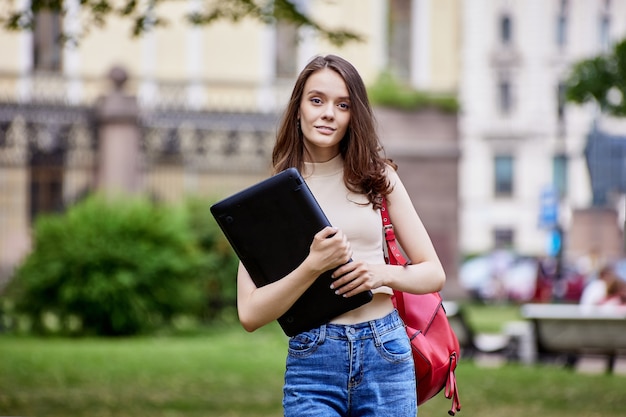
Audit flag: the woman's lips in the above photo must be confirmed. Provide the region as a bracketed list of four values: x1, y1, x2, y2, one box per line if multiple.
[315, 126, 336, 134]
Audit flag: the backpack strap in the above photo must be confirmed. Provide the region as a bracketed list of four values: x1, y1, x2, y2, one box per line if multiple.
[382, 197, 462, 415]
[446, 352, 462, 415]
[381, 197, 410, 267]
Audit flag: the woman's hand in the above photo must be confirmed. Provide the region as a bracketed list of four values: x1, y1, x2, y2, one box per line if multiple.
[330, 261, 383, 298]
[303, 226, 352, 276]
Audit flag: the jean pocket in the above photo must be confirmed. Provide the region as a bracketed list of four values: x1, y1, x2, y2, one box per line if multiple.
[376, 326, 413, 363]
[287, 327, 324, 358]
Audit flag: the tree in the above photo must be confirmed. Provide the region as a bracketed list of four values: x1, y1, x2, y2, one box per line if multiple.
[566, 38, 626, 117]
[1, 0, 362, 47]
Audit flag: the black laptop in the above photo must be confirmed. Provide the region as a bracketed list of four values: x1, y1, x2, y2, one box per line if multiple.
[210, 167, 373, 336]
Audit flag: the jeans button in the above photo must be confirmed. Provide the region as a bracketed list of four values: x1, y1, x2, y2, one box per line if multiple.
[348, 327, 356, 335]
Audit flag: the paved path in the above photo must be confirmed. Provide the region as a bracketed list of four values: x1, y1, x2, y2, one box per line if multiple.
[473, 352, 626, 375]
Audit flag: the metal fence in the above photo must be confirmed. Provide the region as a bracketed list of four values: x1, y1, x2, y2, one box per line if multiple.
[0, 72, 283, 284]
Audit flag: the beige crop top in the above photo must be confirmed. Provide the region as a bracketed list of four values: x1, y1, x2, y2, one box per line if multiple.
[302, 154, 395, 296]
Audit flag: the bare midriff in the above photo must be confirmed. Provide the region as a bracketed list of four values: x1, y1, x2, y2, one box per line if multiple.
[330, 293, 395, 325]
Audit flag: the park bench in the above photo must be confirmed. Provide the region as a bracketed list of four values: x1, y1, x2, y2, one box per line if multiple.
[444, 301, 513, 359]
[521, 303, 626, 373]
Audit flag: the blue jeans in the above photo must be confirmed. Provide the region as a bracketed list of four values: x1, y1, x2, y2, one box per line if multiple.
[283, 310, 417, 417]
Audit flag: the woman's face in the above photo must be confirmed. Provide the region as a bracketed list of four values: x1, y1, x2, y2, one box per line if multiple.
[298, 68, 351, 162]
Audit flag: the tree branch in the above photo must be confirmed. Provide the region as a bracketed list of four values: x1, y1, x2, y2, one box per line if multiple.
[1, 0, 363, 47]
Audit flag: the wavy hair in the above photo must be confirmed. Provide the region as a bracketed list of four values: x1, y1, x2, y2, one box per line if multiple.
[272, 55, 394, 208]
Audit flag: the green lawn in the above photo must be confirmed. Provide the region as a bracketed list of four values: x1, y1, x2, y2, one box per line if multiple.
[461, 302, 524, 333]
[1, 305, 625, 417]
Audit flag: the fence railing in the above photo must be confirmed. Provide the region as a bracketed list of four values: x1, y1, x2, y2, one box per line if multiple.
[0, 70, 294, 113]
[0, 68, 283, 284]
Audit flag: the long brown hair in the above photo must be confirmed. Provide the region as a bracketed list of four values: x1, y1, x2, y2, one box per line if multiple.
[272, 55, 394, 208]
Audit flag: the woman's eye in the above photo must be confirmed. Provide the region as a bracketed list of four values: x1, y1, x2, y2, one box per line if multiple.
[338, 102, 350, 110]
[311, 98, 322, 104]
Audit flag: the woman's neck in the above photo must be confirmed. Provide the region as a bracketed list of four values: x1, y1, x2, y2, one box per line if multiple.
[302, 153, 343, 177]
[303, 146, 341, 164]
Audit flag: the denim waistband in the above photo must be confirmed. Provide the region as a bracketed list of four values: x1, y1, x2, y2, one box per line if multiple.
[321, 309, 404, 340]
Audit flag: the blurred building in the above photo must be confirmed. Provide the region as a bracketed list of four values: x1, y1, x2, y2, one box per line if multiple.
[0, 0, 460, 110]
[0, 1, 464, 295]
[459, 0, 626, 263]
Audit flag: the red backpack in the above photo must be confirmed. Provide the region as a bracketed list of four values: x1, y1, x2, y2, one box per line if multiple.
[381, 199, 461, 415]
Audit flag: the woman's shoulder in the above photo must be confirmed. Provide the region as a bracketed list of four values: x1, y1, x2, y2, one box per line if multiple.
[383, 161, 401, 187]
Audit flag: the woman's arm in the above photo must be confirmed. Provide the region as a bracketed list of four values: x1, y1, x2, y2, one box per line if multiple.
[237, 226, 352, 332]
[378, 170, 446, 294]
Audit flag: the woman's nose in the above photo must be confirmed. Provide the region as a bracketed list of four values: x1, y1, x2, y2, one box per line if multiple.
[322, 104, 335, 120]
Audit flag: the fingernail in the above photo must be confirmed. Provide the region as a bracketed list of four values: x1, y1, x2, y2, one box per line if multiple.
[329, 283, 334, 289]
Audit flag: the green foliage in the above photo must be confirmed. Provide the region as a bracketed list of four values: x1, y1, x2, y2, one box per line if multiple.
[3, 194, 238, 336]
[367, 72, 459, 113]
[1, 0, 362, 47]
[182, 197, 239, 323]
[566, 38, 626, 116]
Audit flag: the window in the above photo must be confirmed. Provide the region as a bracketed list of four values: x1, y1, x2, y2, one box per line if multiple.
[33, 11, 63, 72]
[493, 228, 514, 249]
[556, 0, 568, 48]
[388, 0, 412, 81]
[599, 0, 611, 51]
[494, 155, 514, 196]
[599, 14, 611, 51]
[552, 154, 568, 198]
[498, 78, 512, 115]
[500, 14, 512, 45]
[275, 22, 298, 78]
[557, 82, 566, 122]
[30, 150, 65, 223]
[557, 82, 567, 137]
[556, 15, 567, 47]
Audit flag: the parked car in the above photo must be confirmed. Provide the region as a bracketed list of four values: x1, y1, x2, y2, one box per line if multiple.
[460, 251, 536, 302]
[459, 252, 585, 303]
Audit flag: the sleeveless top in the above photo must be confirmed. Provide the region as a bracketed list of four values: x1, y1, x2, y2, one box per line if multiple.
[302, 154, 394, 296]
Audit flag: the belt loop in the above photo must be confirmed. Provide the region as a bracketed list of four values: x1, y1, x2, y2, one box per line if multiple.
[370, 319, 383, 347]
[319, 323, 327, 343]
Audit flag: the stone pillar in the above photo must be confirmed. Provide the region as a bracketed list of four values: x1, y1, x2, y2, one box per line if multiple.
[375, 107, 465, 299]
[567, 208, 625, 262]
[95, 67, 140, 196]
[0, 116, 31, 285]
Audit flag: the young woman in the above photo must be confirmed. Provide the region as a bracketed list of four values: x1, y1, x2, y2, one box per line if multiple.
[237, 54, 446, 417]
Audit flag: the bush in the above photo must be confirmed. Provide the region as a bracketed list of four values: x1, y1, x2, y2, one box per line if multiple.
[368, 72, 459, 113]
[3, 194, 235, 336]
[182, 197, 239, 323]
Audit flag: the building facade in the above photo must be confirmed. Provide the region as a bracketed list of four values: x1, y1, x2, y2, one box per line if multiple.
[459, 0, 626, 262]
[0, 0, 460, 109]
[0, 1, 463, 294]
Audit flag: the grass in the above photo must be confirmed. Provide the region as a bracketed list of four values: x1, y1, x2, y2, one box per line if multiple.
[1, 305, 625, 417]
[462, 302, 523, 333]
[0, 324, 287, 417]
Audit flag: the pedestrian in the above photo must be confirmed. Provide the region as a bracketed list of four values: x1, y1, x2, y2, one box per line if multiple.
[236, 54, 446, 417]
[580, 264, 625, 307]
